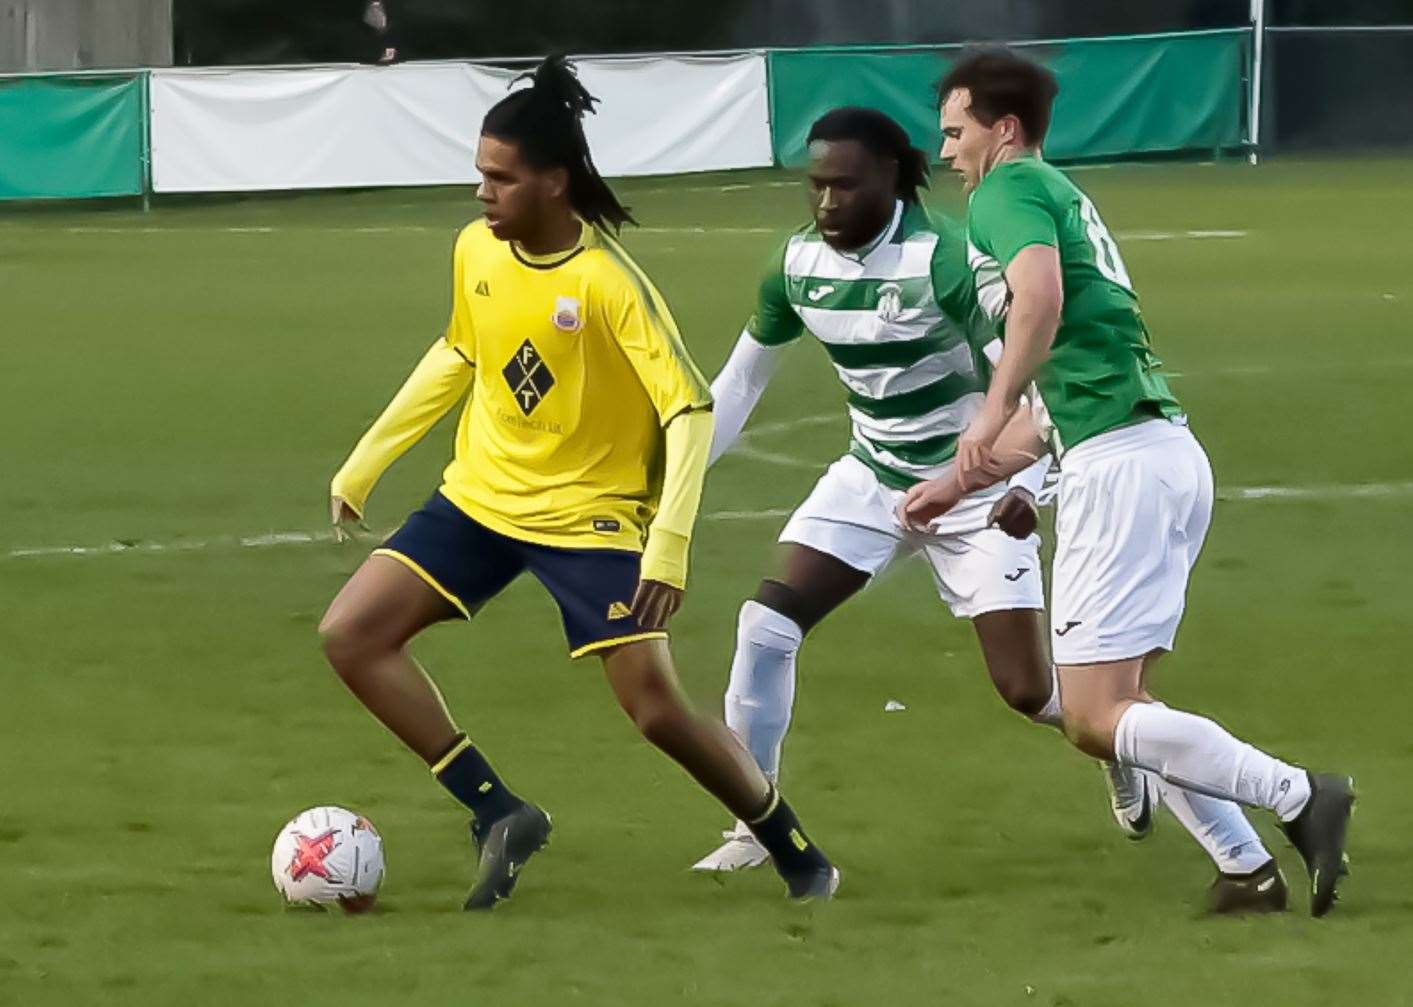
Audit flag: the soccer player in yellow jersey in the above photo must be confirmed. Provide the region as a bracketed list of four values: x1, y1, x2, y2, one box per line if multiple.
[318, 56, 838, 908]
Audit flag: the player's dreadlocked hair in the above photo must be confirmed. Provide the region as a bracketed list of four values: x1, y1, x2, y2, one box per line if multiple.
[806, 107, 930, 205]
[481, 54, 636, 233]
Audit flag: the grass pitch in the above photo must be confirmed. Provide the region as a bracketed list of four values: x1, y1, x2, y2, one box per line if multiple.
[2, 156, 1411, 1005]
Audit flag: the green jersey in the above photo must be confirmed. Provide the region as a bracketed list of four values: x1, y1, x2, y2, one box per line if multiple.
[749, 201, 995, 489]
[966, 156, 1183, 456]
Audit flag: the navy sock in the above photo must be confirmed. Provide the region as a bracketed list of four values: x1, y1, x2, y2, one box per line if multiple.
[430, 734, 524, 829]
[747, 786, 830, 876]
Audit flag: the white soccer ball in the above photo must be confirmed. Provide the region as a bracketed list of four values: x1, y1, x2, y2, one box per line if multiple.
[271, 806, 384, 912]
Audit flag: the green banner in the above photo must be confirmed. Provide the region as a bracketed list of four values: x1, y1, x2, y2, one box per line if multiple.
[769, 29, 1247, 167]
[0, 74, 145, 201]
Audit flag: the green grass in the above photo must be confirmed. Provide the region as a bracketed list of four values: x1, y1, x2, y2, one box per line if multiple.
[1, 156, 1411, 1005]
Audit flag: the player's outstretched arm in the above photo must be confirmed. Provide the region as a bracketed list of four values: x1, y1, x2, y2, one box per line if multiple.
[329, 337, 473, 539]
[704, 236, 803, 468]
[990, 244, 1063, 408]
[708, 329, 788, 465]
[634, 407, 714, 628]
[969, 334, 1052, 536]
[899, 408, 1047, 531]
[958, 244, 1063, 483]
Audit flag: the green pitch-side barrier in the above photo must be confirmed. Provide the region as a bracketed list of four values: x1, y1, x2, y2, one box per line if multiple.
[768, 29, 1248, 167]
[0, 74, 146, 200]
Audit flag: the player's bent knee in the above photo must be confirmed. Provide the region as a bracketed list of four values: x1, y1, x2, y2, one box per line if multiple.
[318, 623, 360, 678]
[635, 709, 677, 752]
[997, 674, 1050, 718]
[629, 694, 689, 751]
[735, 599, 803, 657]
[1061, 710, 1118, 759]
[751, 580, 820, 636]
[317, 610, 348, 658]
[610, 666, 688, 747]
[318, 609, 385, 678]
[985, 652, 1053, 717]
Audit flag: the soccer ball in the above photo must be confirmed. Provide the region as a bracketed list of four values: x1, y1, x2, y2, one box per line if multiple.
[271, 806, 384, 913]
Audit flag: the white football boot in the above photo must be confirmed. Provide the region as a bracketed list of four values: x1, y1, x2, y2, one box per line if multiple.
[690, 820, 770, 872]
[1103, 761, 1159, 840]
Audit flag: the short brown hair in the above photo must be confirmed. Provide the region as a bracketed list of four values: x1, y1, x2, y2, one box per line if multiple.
[937, 48, 1060, 147]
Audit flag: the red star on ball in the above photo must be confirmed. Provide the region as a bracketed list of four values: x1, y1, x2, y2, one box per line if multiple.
[287, 829, 340, 881]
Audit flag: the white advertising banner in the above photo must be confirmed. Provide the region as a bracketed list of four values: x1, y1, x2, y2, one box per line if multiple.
[149, 54, 770, 194]
[577, 55, 772, 177]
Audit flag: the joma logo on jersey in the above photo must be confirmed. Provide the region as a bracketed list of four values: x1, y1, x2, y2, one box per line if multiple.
[502, 340, 555, 415]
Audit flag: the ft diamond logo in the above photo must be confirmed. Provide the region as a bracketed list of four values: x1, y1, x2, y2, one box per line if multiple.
[502, 340, 555, 415]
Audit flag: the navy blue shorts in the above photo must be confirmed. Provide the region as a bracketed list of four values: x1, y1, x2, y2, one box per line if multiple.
[376, 492, 664, 658]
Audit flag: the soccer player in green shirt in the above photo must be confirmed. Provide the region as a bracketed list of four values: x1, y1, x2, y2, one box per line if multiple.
[688, 107, 1060, 873]
[904, 48, 1354, 916]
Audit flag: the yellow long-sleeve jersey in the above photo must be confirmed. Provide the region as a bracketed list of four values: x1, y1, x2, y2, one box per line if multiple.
[331, 218, 714, 587]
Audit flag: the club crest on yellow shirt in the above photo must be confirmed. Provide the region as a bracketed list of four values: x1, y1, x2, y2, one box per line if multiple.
[552, 296, 583, 333]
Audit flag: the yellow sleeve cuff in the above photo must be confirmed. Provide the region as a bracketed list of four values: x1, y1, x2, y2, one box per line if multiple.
[640, 528, 690, 589]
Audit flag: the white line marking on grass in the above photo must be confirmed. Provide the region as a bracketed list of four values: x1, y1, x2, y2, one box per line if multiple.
[631, 180, 802, 196]
[59, 226, 171, 234]
[240, 531, 330, 546]
[721, 413, 838, 469]
[1174, 360, 1413, 380]
[5, 529, 342, 558]
[738, 414, 837, 438]
[7, 540, 202, 558]
[58, 225, 434, 235]
[8, 482, 1412, 561]
[728, 445, 821, 469]
[1219, 481, 1413, 501]
[1066, 161, 1217, 173]
[1115, 229, 1248, 242]
[2, 507, 796, 558]
[703, 507, 795, 522]
[635, 227, 777, 235]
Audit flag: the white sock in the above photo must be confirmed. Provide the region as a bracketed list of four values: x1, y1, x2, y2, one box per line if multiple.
[1153, 772, 1272, 874]
[1031, 666, 1063, 729]
[724, 601, 802, 780]
[1114, 702, 1311, 821]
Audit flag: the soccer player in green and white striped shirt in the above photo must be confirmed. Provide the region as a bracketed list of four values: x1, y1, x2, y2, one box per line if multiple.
[903, 49, 1353, 915]
[691, 107, 1063, 872]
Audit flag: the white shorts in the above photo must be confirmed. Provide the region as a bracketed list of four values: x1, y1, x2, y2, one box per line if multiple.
[779, 454, 1044, 619]
[1050, 418, 1213, 665]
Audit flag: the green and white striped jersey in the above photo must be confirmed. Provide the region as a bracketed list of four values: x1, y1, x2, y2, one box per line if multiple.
[748, 201, 992, 490]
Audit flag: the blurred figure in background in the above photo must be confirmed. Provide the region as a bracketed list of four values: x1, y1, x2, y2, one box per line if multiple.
[361, 0, 399, 63]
